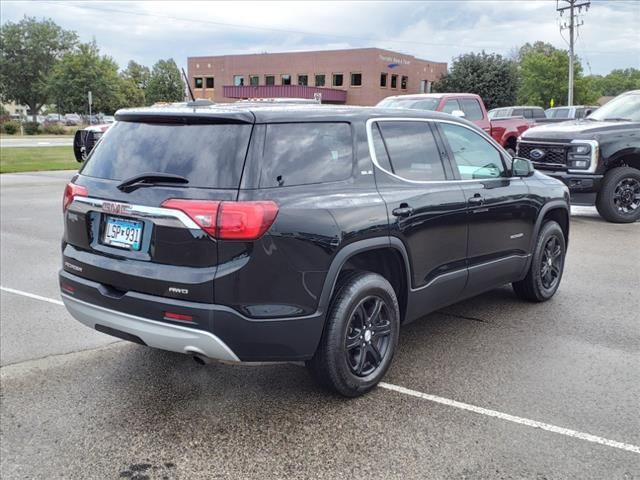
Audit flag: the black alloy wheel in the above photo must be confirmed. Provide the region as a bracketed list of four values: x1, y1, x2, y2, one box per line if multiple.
[345, 295, 392, 377]
[539, 235, 563, 290]
[613, 176, 640, 216]
[596, 167, 640, 223]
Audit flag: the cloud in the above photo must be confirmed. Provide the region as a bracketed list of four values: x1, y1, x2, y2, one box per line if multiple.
[1, 0, 638, 75]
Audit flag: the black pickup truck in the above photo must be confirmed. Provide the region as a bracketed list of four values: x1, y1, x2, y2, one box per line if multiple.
[518, 90, 640, 223]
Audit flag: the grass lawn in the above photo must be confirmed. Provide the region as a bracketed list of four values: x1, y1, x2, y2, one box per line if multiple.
[0, 146, 79, 173]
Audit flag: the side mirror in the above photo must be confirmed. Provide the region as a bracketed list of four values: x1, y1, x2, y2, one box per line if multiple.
[73, 130, 86, 162]
[584, 108, 593, 117]
[512, 157, 534, 177]
[451, 109, 466, 118]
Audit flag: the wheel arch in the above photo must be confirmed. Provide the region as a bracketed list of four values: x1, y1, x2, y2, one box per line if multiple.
[530, 201, 570, 252]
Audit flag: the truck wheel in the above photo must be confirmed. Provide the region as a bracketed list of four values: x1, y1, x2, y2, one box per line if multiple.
[307, 271, 399, 397]
[513, 221, 566, 302]
[596, 167, 640, 223]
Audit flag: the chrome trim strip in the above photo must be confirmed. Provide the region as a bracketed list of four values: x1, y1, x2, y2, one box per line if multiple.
[365, 117, 515, 185]
[411, 254, 530, 292]
[71, 196, 200, 229]
[61, 293, 240, 362]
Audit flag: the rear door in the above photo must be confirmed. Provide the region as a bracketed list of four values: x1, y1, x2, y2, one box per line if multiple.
[369, 119, 468, 319]
[63, 118, 254, 303]
[436, 121, 537, 296]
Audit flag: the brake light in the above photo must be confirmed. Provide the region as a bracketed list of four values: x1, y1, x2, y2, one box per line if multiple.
[161, 199, 278, 240]
[164, 312, 194, 323]
[63, 183, 89, 211]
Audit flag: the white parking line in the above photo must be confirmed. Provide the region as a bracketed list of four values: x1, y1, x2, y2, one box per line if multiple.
[379, 382, 640, 454]
[0, 286, 64, 306]
[2, 285, 639, 454]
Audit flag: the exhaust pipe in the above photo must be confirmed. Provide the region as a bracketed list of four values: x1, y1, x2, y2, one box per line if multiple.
[191, 353, 211, 365]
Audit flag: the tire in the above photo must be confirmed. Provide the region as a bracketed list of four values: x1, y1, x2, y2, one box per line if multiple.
[513, 220, 566, 302]
[307, 271, 400, 397]
[595, 167, 640, 223]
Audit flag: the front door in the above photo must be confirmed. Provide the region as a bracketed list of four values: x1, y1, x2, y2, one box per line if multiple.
[436, 121, 538, 296]
[369, 119, 469, 321]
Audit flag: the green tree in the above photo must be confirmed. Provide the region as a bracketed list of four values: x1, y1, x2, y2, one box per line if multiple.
[593, 68, 640, 96]
[517, 42, 599, 107]
[122, 60, 151, 90]
[434, 51, 518, 110]
[119, 60, 150, 107]
[48, 42, 124, 115]
[146, 59, 184, 104]
[0, 17, 77, 121]
[118, 77, 146, 108]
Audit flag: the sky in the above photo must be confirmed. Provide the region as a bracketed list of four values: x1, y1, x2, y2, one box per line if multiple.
[1, 0, 639, 76]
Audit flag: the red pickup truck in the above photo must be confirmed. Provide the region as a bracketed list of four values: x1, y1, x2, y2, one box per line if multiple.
[377, 93, 530, 155]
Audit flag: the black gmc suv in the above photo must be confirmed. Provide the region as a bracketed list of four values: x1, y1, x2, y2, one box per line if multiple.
[60, 103, 570, 396]
[518, 90, 640, 223]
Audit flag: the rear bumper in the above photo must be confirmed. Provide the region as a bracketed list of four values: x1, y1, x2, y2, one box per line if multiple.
[539, 170, 603, 205]
[59, 270, 325, 362]
[62, 293, 240, 361]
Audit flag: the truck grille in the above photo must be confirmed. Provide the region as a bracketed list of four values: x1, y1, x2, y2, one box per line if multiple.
[517, 142, 569, 169]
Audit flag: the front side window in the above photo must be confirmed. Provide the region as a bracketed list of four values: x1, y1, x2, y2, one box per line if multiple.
[298, 74, 308, 86]
[380, 73, 388, 87]
[351, 73, 362, 87]
[332, 73, 344, 87]
[440, 123, 505, 180]
[260, 123, 353, 187]
[233, 75, 244, 86]
[265, 75, 275, 86]
[281, 74, 292, 85]
[315, 74, 325, 87]
[194, 77, 203, 88]
[249, 75, 259, 86]
[460, 98, 484, 120]
[375, 121, 446, 181]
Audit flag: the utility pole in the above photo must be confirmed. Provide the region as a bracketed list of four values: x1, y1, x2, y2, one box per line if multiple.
[557, 0, 590, 106]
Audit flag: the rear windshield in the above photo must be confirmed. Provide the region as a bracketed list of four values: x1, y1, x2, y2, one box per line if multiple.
[81, 121, 253, 188]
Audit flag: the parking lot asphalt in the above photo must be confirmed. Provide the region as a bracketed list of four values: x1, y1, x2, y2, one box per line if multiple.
[1, 170, 639, 479]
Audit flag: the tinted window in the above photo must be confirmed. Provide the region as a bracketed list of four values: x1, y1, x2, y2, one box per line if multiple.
[370, 124, 393, 173]
[440, 123, 505, 180]
[443, 99, 460, 114]
[376, 121, 446, 181]
[460, 98, 483, 120]
[260, 123, 352, 187]
[553, 108, 570, 118]
[81, 121, 252, 188]
[533, 108, 546, 119]
[512, 108, 523, 117]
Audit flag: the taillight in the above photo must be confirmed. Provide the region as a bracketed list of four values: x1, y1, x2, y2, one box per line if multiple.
[63, 183, 88, 211]
[161, 199, 278, 240]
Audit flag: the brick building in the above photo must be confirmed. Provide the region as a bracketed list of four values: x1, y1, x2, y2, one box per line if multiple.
[187, 48, 447, 106]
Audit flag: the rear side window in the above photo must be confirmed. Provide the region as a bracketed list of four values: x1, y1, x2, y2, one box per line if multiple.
[552, 108, 570, 118]
[460, 98, 484, 120]
[81, 121, 252, 188]
[533, 108, 546, 119]
[375, 121, 446, 181]
[259, 123, 352, 187]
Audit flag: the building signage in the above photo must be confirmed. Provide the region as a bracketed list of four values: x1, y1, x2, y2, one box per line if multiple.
[379, 54, 411, 68]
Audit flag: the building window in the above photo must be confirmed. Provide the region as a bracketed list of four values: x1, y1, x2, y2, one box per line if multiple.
[233, 75, 244, 86]
[249, 75, 259, 86]
[420, 80, 432, 93]
[380, 73, 388, 88]
[332, 73, 344, 87]
[298, 74, 308, 86]
[265, 75, 275, 86]
[205, 77, 214, 89]
[282, 74, 292, 85]
[315, 74, 326, 87]
[350, 73, 362, 87]
[391, 74, 398, 89]
[401, 76, 408, 90]
[194, 77, 203, 88]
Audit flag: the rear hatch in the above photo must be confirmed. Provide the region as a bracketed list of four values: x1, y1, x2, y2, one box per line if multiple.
[62, 111, 255, 303]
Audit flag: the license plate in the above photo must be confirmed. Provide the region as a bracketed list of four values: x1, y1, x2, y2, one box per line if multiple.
[102, 216, 143, 251]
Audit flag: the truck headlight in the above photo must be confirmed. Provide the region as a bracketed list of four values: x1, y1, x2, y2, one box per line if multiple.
[567, 144, 591, 169]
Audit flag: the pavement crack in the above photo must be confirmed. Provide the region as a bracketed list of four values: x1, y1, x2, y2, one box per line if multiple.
[439, 310, 492, 324]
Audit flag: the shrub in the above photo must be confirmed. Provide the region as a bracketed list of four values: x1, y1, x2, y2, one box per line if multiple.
[24, 122, 41, 135]
[2, 121, 20, 135]
[43, 123, 67, 135]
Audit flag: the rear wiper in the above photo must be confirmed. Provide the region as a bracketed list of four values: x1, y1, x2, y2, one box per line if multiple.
[117, 172, 189, 192]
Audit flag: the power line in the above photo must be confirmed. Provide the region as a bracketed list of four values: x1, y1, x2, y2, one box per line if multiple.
[557, 0, 590, 106]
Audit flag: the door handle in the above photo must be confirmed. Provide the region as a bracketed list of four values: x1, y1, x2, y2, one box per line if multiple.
[468, 194, 484, 206]
[392, 205, 414, 217]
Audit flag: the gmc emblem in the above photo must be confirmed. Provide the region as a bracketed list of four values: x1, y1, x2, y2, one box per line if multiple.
[102, 202, 132, 215]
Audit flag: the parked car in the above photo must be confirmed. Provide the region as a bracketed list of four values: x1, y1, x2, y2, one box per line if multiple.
[73, 123, 111, 161]
[64, 113, 82, 126]
[488, 106, 546, 121]
[46, 113, 63, 124]
[518, 90, 640, 223]
[60, 102, 570, 396]
[101, 115, 115, 124]
[537, 105, 599, 124]
[377, 93, 530, 155]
